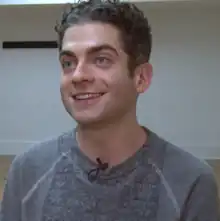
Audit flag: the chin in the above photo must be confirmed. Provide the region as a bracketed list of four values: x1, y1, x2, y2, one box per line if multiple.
[72, 113, 104, 127]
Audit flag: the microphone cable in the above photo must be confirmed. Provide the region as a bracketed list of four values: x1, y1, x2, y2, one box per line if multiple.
[87, 157, 109, 182]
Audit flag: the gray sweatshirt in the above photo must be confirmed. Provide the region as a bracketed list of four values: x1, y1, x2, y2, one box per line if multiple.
[0, 128, 219, 221]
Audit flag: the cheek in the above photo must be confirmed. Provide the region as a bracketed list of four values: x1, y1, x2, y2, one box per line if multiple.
[60, 79, 71, 105]
[107, 79, 136, 106]
[111, 75, 135, 94]
[60, 80, 66, 95]
[60, 76, 70, 93]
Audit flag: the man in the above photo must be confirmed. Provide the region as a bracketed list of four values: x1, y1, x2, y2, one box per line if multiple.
[0, 0, 219, 220]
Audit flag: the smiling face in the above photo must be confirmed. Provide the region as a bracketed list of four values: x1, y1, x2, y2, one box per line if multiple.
[59, 22, 152, 126]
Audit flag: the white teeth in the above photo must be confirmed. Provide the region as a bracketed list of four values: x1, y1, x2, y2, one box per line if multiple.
[75, 93, 102, 100]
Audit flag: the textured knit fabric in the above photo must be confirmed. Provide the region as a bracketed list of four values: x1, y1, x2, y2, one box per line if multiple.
[0, 128, 219, 221]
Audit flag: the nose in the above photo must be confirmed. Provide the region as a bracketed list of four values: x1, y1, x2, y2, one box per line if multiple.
[71, 62, 94, 83]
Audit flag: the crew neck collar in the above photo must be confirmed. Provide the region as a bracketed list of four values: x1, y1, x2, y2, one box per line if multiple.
[64, 126, 161, 182]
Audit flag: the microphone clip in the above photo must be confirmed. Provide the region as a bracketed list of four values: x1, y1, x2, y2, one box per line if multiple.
[96, 157, 108, 171]
[87, 158, 109, 182]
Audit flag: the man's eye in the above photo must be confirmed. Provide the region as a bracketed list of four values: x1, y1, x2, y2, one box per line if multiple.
[62, 60, 73, 69]
[95, 57, 112, 67]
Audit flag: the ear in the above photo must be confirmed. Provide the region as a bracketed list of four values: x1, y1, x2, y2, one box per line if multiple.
[134, 63, 153, 94]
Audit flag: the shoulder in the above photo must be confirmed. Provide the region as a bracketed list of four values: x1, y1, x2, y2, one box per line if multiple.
[159, 135, 218, 203]
[13, 130, 74, 168]
[150, 132, 219, 213]
[16, 129, 76, 168]
[163, 140, 214, 179]
[150, 130, 216, 191]
[162, 140, 220, 219]
[7, 130, 76, 194]
[148, 130, 213, 178]
[149, 130, 220, 220]
[164, 141, 218, 194]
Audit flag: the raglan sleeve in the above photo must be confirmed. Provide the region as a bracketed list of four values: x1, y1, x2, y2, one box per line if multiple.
[0, 154, 23, 221]
[181, 167, 220, 221]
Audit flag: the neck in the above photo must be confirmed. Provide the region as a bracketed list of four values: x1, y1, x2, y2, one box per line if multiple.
[76, 113, 147, 167]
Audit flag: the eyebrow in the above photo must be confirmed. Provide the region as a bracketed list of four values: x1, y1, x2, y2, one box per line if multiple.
[59, 44, 119, 59]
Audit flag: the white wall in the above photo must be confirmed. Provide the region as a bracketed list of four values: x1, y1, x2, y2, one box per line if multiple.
[0, 3, 219, 158]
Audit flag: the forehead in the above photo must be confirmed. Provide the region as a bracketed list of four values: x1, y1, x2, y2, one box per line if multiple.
[62, 22, 123, 53]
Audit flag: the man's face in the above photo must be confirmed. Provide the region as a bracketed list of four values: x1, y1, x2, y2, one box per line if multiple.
[60, 22, 152, 126]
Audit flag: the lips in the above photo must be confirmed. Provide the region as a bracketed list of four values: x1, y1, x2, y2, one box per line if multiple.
[73, 93, 104, 100]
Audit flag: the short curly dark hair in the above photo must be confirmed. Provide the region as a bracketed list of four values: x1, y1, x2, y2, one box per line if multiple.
[55, 0, 152, 72]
